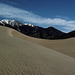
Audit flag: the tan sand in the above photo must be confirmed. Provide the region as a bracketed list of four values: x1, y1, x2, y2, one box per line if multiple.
[12, 28, 75, 58]
[0, 26, 75, 75]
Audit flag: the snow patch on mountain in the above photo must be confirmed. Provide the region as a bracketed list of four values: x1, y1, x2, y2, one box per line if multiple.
[24, 23, 34, 27]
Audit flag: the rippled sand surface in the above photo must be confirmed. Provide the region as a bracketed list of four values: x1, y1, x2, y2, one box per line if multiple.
[0, 26, 75, 75]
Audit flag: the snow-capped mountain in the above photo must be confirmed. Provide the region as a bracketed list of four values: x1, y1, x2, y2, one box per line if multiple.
[0, 19, 35, 32]
[0, 19, 23, 26]
[0, 19, 34, 27]
[0, 19, 69, 39]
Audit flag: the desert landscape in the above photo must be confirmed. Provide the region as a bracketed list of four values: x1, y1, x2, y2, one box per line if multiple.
[12, 26, 75, 58]
[0, 26, 75, 75]
[0, 0, 75, 75]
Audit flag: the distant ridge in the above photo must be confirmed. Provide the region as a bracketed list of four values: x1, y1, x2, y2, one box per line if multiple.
[0, 19, 75, 39]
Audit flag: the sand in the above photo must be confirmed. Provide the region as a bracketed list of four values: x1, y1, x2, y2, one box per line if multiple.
[0, 26, 75, 75]
[12, 29, 75, 58]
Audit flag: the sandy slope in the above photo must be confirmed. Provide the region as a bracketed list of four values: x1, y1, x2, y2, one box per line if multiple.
[0, 26, 75, 75]
[12, 28, 75, 58]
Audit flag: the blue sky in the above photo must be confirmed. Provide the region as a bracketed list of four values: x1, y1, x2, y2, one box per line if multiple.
[0, 0, 75, 32]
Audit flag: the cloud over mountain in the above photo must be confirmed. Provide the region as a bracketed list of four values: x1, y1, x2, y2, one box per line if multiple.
[0, 2, 75, 32]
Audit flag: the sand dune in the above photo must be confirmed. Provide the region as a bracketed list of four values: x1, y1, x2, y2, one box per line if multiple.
[11, 28, 75, 58]
[0, 26, 75, 75]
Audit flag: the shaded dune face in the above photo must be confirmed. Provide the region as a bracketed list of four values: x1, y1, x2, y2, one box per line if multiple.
[0, 26, 75, 75]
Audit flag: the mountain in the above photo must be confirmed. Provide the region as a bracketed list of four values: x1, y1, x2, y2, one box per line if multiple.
[0, 19, 23, 31]
[0, 19, 73, 39]
[67, 31, 75, 37]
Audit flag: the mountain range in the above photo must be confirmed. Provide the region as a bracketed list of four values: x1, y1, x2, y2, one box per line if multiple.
[0, 19, 75, 39]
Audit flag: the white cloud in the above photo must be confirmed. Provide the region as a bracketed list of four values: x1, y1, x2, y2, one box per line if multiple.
[56, 15, 70, 20]
[0, 2, 75, 32]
